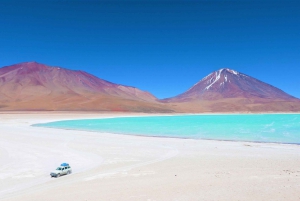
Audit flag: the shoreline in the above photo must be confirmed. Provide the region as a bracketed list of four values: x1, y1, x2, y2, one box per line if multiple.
[1, 111, 300, 115]
[33, 125, 300, 147]
[33, 113, 300, 146]
[1, 112, 300, 201]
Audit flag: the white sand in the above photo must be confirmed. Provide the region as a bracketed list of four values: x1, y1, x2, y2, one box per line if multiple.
[0, 112, 300, 201]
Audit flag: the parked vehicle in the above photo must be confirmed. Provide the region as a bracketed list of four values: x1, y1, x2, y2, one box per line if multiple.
[50, 163, 72, 178]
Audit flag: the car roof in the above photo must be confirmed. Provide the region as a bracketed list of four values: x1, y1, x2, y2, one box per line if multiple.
[58, 166, 70, 168]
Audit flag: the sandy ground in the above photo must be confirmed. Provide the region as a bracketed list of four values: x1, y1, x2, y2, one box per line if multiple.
[0, 112, 299, 201]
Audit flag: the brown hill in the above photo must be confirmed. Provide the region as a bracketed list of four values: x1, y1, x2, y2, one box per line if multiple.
[163, 68, 300, 112]
[0, 62, 172, 112]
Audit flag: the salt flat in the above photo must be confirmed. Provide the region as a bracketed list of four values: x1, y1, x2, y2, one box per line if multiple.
[0, 112, 299, 201]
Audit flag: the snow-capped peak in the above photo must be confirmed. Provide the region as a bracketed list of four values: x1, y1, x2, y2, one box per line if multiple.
[166, 67, 297, 104]
[187, 68, 242, 92]
[218, 68, 239, 75]
[205, 69, 223, 90]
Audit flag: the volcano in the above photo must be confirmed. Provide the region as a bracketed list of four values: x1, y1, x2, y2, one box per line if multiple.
[0, 62, 172, 112]
[164, 68, 300, 112]
[165, 68, 297, 101]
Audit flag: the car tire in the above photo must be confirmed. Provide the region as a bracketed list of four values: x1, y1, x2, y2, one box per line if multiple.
[56, 174, 60, 178]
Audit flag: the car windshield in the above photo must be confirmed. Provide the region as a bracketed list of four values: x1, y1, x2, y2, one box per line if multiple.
[56, 167, 62, 170]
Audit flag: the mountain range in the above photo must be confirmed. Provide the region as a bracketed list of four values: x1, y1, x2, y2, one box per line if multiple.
[0, 62, 299, 112]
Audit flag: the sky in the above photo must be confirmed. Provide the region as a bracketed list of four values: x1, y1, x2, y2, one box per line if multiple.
[0, 0, 300, 99]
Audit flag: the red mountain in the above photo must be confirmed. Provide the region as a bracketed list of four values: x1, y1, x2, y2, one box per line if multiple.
[163, 68, 300, 112]
[0, 62, 171, 112]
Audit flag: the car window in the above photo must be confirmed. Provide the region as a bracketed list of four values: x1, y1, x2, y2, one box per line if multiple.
[62, 168, 65, 170]
[56, 167, 61, 170]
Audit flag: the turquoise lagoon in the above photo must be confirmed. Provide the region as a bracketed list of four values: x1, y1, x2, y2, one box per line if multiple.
[35, 114, 300, 144]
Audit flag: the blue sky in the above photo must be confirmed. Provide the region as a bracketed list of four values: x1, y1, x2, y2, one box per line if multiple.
[1, 0, 299, 99]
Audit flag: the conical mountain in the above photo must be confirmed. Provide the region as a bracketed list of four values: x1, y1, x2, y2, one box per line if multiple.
[0, 62, 171, 112]
[165, 68, 297, 102]
[163, 68, 300, 112]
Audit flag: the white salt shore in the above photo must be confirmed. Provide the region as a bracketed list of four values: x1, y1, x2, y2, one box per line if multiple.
[0, 112, 300, 201]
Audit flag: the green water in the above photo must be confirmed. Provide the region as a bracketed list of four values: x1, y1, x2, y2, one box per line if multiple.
[34, 114, 300, 144]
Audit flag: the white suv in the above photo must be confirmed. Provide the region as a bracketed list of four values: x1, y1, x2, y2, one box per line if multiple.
[50, 163, 72, 178]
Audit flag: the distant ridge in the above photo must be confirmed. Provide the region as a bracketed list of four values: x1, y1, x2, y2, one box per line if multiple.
[0, 62, 299, 112]
[0, 62, 172, 112]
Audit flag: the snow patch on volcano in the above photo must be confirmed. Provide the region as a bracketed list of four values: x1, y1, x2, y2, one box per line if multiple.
[205, 69, 223, 90]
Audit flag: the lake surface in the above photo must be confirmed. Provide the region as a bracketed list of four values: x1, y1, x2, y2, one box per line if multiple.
[35, 114, 300, 144]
